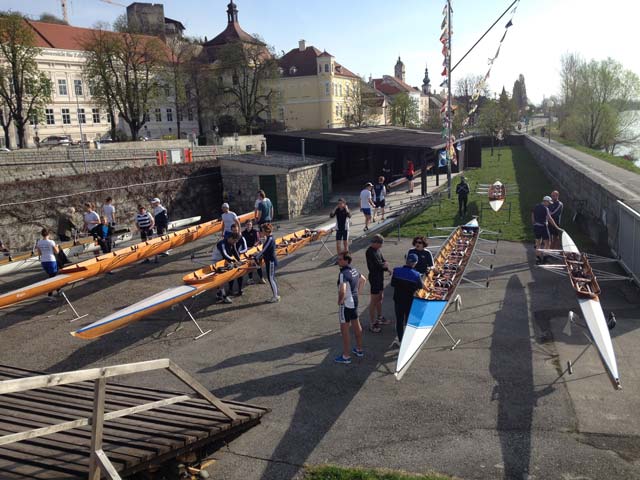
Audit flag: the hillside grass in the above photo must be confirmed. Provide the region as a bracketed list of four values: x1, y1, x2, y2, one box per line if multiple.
[399, 146, 593, 248]
[304, 465, 454, 480]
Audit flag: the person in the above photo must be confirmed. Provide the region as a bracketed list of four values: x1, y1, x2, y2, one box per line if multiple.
[373, 176, 387, 221]
[407, 236, 434, 275]
[93, 216, 114, 254]
[212, 233, 242, 304]
[221, 203, 241, 239]
[335, 252, 367, 364]
[253, 223, 279, 303]
[102, 197, 116, 227]
[329, 198, 351, 256]
[256, 190, 274, 226]
[381, 160, 392, 192]
[405, 160, 415, 193]
[532, 195, 562, 264]
[227, 223, 247, 296]
[57, 207, 77, 242]
[82, 203, 100, 236]
[151, 198, 171, 257]
[366, 234, 390, 333]
[254, 191, 263, 219]
[359, 182, 375, 231]
[36, 228, 60, 300]
[242, 220, 265, 285]
[456, 176, 470, 217]
[391, 253, 423, 344]
[548, 190, 564, 249]
[0, 239, 8, 254]
[135, 205, 155, 264]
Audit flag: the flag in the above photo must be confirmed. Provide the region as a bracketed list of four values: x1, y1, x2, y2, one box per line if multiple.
[439, 150, 448, 167]
[440, 79, 447, 88]
[505, 19, 513, 28]
[440, 31, 447, 43]
[441, 17, 447, 29]
[456, 142, 463, 151]
[441, 67, 447, 76]
[442, 3, 447, 15]
[500, 30, 508, 42]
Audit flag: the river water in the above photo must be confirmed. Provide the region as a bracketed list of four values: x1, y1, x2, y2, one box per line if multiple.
[612, 110, 640, 167]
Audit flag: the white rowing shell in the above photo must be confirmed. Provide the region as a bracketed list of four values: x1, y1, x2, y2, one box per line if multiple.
[489, 181, 505, 212]
[562, 231, 620, 388]
[168, 216, 202, 230]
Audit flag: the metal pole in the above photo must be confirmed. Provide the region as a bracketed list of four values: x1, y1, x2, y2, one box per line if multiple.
[75, 90, 88, 174]
[301, 138, 306, 161]
[446, 0, 452, 199]
[548, 105, 551, 144]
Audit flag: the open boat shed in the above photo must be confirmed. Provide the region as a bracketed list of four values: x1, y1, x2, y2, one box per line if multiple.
[265, 126, 481, 191]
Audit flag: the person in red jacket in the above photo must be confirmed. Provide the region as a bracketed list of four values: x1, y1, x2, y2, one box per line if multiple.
[405, 160, 415, 193]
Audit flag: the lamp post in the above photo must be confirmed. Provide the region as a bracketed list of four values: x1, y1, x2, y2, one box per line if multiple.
[547, 100, 554, 144]
[75, 84, 88, 173]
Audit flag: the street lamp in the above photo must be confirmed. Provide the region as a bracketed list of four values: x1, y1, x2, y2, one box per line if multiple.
[547, 100, 554, 144]
[75, 82, 88, 173]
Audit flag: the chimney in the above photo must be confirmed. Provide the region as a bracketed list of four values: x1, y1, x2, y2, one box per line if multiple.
[298, 39, 306, 52]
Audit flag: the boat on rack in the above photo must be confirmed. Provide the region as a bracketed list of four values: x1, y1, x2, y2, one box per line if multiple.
[395, 218, 480, 380]
[168, 216, 202, 230]
[0, 213, 253, 309]
[488, 181, 506, 212]
[72, 225, 333, 340]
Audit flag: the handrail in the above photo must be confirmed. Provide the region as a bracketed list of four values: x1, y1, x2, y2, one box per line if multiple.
[0, 358, 237, 480]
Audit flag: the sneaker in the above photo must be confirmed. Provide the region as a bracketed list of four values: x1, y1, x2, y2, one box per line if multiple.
[222, 297, 233, 304]
[47, 296, 57, 303]
[377, 316, 391, 325]
[267, 296, 281, 303]
[159, 252, 170, 257]
[236, 290, 243, 296]
[259, 278, 267, 284]
[246, 278, 255, 285]
[106, 271, 114, 275]
[142, 258, 151, 264]
[351, 348, 364, 358]
[390, 337, 401, 349]
[334, 355, 352, 364]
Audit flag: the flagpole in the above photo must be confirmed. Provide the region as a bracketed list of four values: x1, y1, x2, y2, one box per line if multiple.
[446, 0, 452, 199]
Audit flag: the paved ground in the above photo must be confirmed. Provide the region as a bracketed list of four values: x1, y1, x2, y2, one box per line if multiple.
[1, 182, 639, 480]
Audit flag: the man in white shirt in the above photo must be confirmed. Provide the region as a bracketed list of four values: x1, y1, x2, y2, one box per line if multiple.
[102, 197, 116, 226]
[359, 182, 375, 231]
[221, 203, 241, 239]
[83, 203, 100, 235]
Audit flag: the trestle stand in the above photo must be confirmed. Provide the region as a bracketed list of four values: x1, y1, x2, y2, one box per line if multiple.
[311, 229, 335, 261]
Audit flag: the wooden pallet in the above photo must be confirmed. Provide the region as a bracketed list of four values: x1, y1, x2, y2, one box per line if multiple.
[0, 365, 269, 479]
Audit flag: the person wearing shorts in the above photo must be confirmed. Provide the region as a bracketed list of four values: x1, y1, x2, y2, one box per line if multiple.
[366, 234, 390, 333]
[335, 252, 366, 364]
[359, 182, 375, 231]
[532, 196, 561, 264]
[373, 176, 387, 221]
[329, 198, 351, 256]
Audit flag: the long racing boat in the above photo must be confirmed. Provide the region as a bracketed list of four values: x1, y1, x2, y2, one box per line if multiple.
[0, 213, 253, 309]
[395, 218, 480, 380]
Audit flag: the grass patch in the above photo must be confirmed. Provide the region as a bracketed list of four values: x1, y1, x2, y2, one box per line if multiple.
[399, 146, 593, 248]
[303, 465, 453, 480]
[554, 137, 640, 174]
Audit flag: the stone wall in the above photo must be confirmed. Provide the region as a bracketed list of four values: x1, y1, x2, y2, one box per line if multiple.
[97, 139, 192, 151]
[287, 164, 330, 217]
[215, 135, 266, 155]
[0, 161, 223, 251]
[220, 173, 264, 217]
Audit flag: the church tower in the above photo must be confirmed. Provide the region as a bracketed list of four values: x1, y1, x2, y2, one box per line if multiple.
[227, 0, 239, 23]
[422, 64, 431, 94]
[394, 56, 406, 82]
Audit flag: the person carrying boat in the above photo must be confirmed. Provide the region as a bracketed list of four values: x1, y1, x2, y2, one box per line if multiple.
[255, 190, 274, 227]
[456, 176, 470, 217]
[242, 220, 265, 285]
[36, 228, 60, 300]
[227, 224, 248, 296]
[57, 207, 77, 242]
[532, 196, 562, 264]
[406, 236, 434, 276]
[391, 253, 423, 344]
[221, 203, 241, 239]
[548, 190, 564, 249]
[212, 233, 242, 304]
[253, 223, 279, 303]
[359, 182, 375, 231]
[335, 252, 367, 364]
[373, 176, 387, 221]
[329, 198, 351, 256]
[366, 234, 391, 333]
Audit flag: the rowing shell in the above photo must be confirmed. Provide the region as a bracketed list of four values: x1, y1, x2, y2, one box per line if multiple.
[0, 213, 253, 309]
[72, 227, 332, 339]
[168, 216, 202, 230]
[488, 181, 505, 212]
[395, 218, 480, 380]
[562, 231, 620, 389]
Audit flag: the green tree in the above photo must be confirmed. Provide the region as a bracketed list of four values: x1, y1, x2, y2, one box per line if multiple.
[0, 13, 53, 148]
[477, 100, 511, 154]
[344, 79, 379, 127]
[511, 74, 528, 116]
[389, 92, 419, 127]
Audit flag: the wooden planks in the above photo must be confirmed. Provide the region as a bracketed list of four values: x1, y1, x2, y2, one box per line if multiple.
[0, 365, 269, 479]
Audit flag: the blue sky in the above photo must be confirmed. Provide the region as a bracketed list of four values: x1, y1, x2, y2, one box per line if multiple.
[6, 0, 640, 104]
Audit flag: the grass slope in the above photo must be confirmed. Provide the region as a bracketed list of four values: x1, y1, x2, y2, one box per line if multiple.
[399, 146, 592, 247]
[304, 465, 453, 480]
[555, 138, 640, 175]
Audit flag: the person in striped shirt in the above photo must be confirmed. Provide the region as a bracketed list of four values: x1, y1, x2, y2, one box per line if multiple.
[253, 223, 279, 303]
[135, 205, 155, 264]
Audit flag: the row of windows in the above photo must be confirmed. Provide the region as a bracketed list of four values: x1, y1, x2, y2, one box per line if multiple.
[324, 82, 351, 97]
[35, 107, 194, 126]
[56, 79, 87, 97]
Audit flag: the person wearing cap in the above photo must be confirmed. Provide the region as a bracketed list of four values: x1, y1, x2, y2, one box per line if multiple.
[366, 234, 390, 333]
[151, 198, 171, 256]
[391, 253, 423, 344]
[359, 182, 376, 231]
[334, 251, 367, 364]
[532, 195, 562, 264]
[548, 190, 564, 249]
[221, 203, 241, 239]
[456, 176, 470, 217]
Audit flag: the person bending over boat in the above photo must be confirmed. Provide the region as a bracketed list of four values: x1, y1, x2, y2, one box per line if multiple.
[391, 254, 423, 345]
[57, 207, 77, 242]
[335, 252, 367, 364]
[407, 236, 434, 276]
[329, 198, 351, 256]
[366, 234, 391, 333]
[36, 228, 60, 300]
[227, 224, 247, 296]
[253, 223, 279, 303]
[212, 233, 242, 304]
[242, 220, 265, 285]
[532, 196, 562, 264]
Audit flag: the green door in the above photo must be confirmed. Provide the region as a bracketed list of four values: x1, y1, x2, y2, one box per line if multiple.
[321, 164, 329, 207]
[259, 175, 278, 219]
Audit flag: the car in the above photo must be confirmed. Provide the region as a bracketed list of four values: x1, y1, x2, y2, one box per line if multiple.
[40, 135, 71, 147]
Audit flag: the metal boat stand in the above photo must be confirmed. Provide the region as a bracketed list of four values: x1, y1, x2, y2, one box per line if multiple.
[46, 284, 88, 322]
[440, 294, 462, 350]
[311, 229, 335, 261]
[562, 311, 595, 376]
[167, 294, 211, 340]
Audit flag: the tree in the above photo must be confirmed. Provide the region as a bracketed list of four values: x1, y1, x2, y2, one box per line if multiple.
[389, 93, 419, 127]
[343, 79, 378, 127]
[82, 17, 165, 140]
[164, 37, 200, 139]
[498, 87, 517, 124]
[477, 99, 512, 154]
[0, 13, 53, 148]
[216, 38, 280, 134]
[38, 13, 68, 25]
[0, 106, 11, 149]
[512, 74, 528, 115]
[455, 74, 488, 112]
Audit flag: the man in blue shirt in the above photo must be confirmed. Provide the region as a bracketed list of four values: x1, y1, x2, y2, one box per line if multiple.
[532, 196, 562, 264]
[391, 253, 423, 343]
[548, 190, 564, 249]
[335, 252, 367, 364]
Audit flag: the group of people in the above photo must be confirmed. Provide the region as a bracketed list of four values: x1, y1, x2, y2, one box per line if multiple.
[532, 190, 564, 263]
[334, 234, 434, 364]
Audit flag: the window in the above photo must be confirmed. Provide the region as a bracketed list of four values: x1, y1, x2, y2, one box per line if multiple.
[166, 108, 173, 122]
[155, 108, 162, 122]
[318, 65, 322, 74]
[177, 109, 183, 122]
[325, 82, 330, 96]
[278, 107, 285, 122]
[346, 84, 350, 96]
[164, 85, 171, 97]
[77, 108, 86, 124]
[45, 108, 55, 125]
[74, 79, 83, 96]
[58, 79, 67, 96]
[339, 84, 342, 96]
[187, 108, 194, 121]
[92, 108, 100, 123]
[336, 105, 339, 117]
[143, 111, 150, 123]
[324, 63, 329, 73]
[106, 111, 112, 124]
[334, 83, 337, 96]
[62, 108, 71, 124]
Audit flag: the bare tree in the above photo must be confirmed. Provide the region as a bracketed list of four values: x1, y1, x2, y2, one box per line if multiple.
[0, 13, 53, 148]
[455, 74, 487, 112]
[343, 79, 379, 127]
[0, 106, 11, 149]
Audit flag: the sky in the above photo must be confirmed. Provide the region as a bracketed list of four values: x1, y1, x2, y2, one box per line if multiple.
[5, 0, 640, 104]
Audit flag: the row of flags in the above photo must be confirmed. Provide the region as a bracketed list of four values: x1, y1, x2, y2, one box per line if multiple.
[439, 2, 457, 166]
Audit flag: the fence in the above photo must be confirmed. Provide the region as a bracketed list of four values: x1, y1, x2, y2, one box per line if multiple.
[617, 200, 640, 286]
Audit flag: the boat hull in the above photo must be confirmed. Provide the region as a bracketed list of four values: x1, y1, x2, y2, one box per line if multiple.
[168, 216, 202, 230]
[488, 181, 506, 212]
